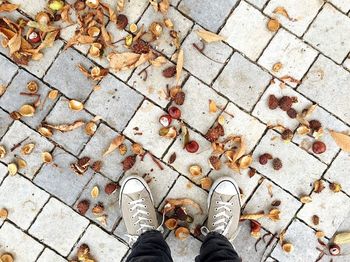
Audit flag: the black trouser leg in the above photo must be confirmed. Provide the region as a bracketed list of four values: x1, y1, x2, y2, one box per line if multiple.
[126, 230, 173, 262]
[195, 232, 241, 262]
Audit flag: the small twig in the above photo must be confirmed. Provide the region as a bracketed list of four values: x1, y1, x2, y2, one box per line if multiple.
[138, 63, 151, 81]
[19, 92, 40, 97]
[265, 233, 276, 249]
[149, 152, 164, 170]
[254, 237, 262, 252]
[192, 42, 224, 64]
[217, 105, 234, 118]
[111, 37, 125, 45]
[11, 136, 29, 152]
[262, 232, 272, 243]
[40, 91, 49, 111]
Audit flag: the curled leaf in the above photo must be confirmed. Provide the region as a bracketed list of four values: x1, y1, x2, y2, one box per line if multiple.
[43, 120, 85, 132]
[196, 29, 226, 43]
[103, 135, 125, 157]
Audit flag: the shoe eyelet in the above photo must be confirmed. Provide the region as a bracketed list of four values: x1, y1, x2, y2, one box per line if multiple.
[149, 219, 152, 222]
[141, 198, 145, 201]
[212, 223, 215, 226]
[147, 212, 150, 215]
[129, 208, 132, 212]
[215, 201, 219, 204]
[144, 205, 147, 208]
[215, 208, 218, 211]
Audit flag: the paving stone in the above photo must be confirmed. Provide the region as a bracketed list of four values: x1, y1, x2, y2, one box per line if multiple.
[0, 108, 12, 139]
[180, 76, 228, 134]
[304, 4, 350, 63]
[0, 222, 43, 262]
[80, 123, 132, 181]
[85, 74, 143, 131]
[178, 0, 238, 32]
[325, 151, 350, 195]
[0, 120, 54, 179]
[253, 79, 313, 131]
[251, 129, 327, 197]
[164, 129, 212, 185]
[244, 179, 302, 233]
[34, 147, 93, 205]
[123, 100, 177, 158]
[298, 55, 350, 125]
[246, 0, 269, 9]
[292, 106, 349, 164]
[74, 173, 121, 231]
[298, 180, 350, 237]
[0, 55, 17, 85]
[137, 6, 193, 57]
[128, 59, 187, 108]
[159, 176, 208, 231]
[0, 175, 49, 230]
[270, 219, 322, 262]
[344, 56, 350, 71]
[124, 153, 179, 207]
[181, 25, 232, 85]
[220, 1, 275, 61]
[44, 97, 93, 155]
[0, 163, 7, 184]
[29, 198, 89, 256]
[37, 248, 67, 262]
[165, 232, 202, 262]
[258, 29, 318, 86]
[9, 0, 46, 17]
[70, 224, 128, 261]
[329, 0, 350, 12]
[103, 0, 148, 24]
[232, 220, 277, 261]
[0, 70, 59, 129]
[221, 102, 266, 151]
[44, 48, 96, 100]
[264, 0, 324, 36]
[213, 52, 272, 112]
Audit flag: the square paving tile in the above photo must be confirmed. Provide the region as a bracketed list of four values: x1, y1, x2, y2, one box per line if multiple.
[178, 0, 238, 32]
[44, 97, 93, 155]
[180, 76, 228, 134]
[304, 4, 350, 63]
[123, 153, 179, 207]
[0, 120, 54, 179]
[37, 248, 67, 262]
[258, 29, 318, 86]
[251, 129, 327, 197]
[298, 55, 350, 125]
[264, 0, 324, 36]
[344, 56, 350, 71]
[0, 163, 7, 184]
[128, 59, 188, 108]
[34, 147, 93, 205]
[181, 25, 232, 85]
[79, 123, 132, 181]
[69, 224, 128, 261]
[123, 100, 176, 158]
[213, 52, 271, 112]
[0, 175, 49, 230]
[324, 151, 350, 195]
[29, 198, 89, 256]
[297, 180, 350, 237]
[220, 1, 275, 61]
[0, 55, 17, 85]
[138, 6, 193, 57]
[74, 173, 121, 231]
[44, 48, 96, 100]
[159, 176, 208, 231]
[328, 0, 350, 12]
[0, 70, 59, 129]
[244, 179, 302, 234]
[85, 74, 143, 131]
[103, 0, 148, 24]
[292, 106, 349, 164]
[0, 222, 44, 262]
[0, 108, 12, 139]
[270, 219, 322, 262]
[165, 232, 202, 262]
[253, 79, 313, 131]
[246, 0, 269, 9]
[164, 129, 212, 185]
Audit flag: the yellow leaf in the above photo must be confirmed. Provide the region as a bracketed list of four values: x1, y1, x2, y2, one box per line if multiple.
[176, 48, 184, 83]
[196, 29, 226, 43]
[209, 99, 217, 113]
[8, 31, 21, 55]
[329, 130, 350, 152]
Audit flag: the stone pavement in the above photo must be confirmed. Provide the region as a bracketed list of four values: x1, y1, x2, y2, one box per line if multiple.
[0, 0, 350, 261]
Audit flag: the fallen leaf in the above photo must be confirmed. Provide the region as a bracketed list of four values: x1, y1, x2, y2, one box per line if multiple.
[8, 31, 21, 55]
[176, 48, 184, 83]
[273, 7, 296, 21]
[43, 120, 85, 132]
[103, 135, 125, 157]
[0, 3, 19, 12]
[329, 130, 350, 152]
[196, 29, 226, 43]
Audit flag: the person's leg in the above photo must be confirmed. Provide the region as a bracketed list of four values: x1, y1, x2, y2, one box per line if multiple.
[120, 175, 172, 262]
[196, 177, 242, 262]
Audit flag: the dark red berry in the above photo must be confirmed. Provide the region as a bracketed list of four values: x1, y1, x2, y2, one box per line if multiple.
[77, 199, 90, 215]
[116, 14, 128, 30]
[309, 120, 322, 132]
[312, 141, 326, 154]
[259, 153, 273, 165]
[272, 158, 282, 170]
[287, 108, 297, 119]
[185, 141, 199, 153]
[278, 96, 293, 111]
[268, 95, 279, 110]
[168, 106, 181, 119]
[281, 129, 293, 141]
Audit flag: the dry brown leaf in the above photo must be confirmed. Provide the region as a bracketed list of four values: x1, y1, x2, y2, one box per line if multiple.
[165, 198, 203, 214]
[0, 3, 19, 12]
[159, 0, 170, 14]
[273, 7, 296, 21]
[34, 30, 59, 52]
[108, 51, 154, 72]
[61, 4, 73, 24]
[196, 29, 226, 43]
[117, 0, 124, 12]
[239, 155, 252, 169]
[176, 48, 184, 83]
[8, 31, 21, 55]
[329, 130, 350, 152]
[103, 135, 125, 157]
[43, 120, 85, 132]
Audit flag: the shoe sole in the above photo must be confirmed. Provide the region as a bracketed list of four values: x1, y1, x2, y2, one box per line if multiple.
[207, 176, 242, 210]
[119, 175, 155, 209]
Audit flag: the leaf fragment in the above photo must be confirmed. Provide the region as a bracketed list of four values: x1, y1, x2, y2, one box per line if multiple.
[176, 48, 184, 83]
[103, 135, 125, 157]
[329, 130, 350, 152]
[196, 29, 226, 43]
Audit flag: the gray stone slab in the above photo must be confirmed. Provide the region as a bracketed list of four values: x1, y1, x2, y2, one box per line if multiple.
[179, 0, 238, 32]
[85, 74, 143, 131]
[0, 108, 12, 139]
[34, 147, 93, 205]
[0, 163, 7, 184]
[44, 48, 96, 100]
[9, 0, 46, 17]
[37, 248, 67, 262]
[0, 70, 59, 129]
[0, 55, 18, 85]
[325, 151, 350, 195]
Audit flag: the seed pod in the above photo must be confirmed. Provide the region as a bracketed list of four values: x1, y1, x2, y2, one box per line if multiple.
[27, 81, 39, 93]
[117, 14, 128, 30]
[159, 115, 172, 127]
[268, 94, 279, 110]
[168, 106, 181, 119]
[165, 218, 178, 230]
[200, 177, 212, 190]
[0, 208, 8, 219]
[42, 152, 53, 163]
[150, 22, 163, 37]
[272, 158, 282, 170]
[105, 182, 118, 195]
[162, 66, 176, 78]
[19, 104, 35, 117]
[175, 227, 190, 240]
[77, 200, 90, 215]
[282, 243, 294, 253]
[8, 163, 17, 176]
[267, 19, 280, 32]
[278, 96, 293, 111]
[189, 165, 202, 176]
[21, 143, 35, 155]
[69, 99, 84, 111]
[0, 145, 6, 158]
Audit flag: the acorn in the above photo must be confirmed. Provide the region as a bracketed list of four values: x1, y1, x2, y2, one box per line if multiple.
[28, 31, 41, 44]
[159, 115, 172, 127]
[185, 141, 199, 153]
[168, 106, 181, 119]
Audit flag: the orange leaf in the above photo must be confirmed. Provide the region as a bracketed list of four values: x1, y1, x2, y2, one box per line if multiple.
[8, 31, 21, 55]
[0, 3, 19, 12]
[329, 130, 350, 152]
